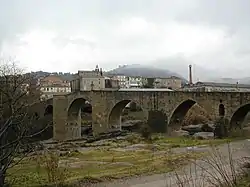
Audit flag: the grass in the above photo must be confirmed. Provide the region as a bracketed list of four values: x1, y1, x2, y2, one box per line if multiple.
[237, 175, 250, 187]
[7, 141, 205, 187]
[7, 150, 204, 187]
[151, 134, 236, 149]
[6, 134, 246, 187]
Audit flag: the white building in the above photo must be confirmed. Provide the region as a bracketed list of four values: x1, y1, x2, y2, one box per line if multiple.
[110, 75, 127, 88]
[39, 75, 71, 100]
[125, 76, 145, 88]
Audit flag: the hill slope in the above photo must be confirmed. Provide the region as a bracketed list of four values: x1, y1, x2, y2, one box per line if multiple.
[107, 64, 187, 81]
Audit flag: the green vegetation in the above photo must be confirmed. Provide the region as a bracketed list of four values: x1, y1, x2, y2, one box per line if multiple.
[6, 134, 241, 187]
[7, 148, 203, 187]
[151, 134, 235, 148]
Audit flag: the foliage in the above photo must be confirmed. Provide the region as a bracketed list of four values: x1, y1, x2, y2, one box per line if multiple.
[182, 104, 212, 126]
[142, 78, 155, 88]
[167, 143, 249, 187]
[214, 117, 229, 138]
[36, 151, 69, 186]
[129, 102, 137, 112]
[0, 57, 42, 186]
[140, 122, 152, 142]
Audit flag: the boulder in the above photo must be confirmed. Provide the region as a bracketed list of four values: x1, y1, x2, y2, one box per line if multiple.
[181, 124, 202, 135]
[193, 132, 214, 140]
[81, 125, 92, 135]
[172, 130, 190, 137]
[181, 124, 215, 135]
[122, 120, 144, 132]
[201, 124, 214, 132]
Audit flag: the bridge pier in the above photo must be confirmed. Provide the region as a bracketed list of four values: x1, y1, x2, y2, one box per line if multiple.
[66, 111, 81, 140]
[53, 95, 68, 141]
[91, 106, 110, 136]
[53, 96, 83, 141]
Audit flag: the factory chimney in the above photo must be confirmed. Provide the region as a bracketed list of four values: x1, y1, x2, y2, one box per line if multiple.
[189, 64, 193, 85]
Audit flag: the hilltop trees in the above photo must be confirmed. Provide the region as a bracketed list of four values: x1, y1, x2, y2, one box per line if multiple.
[0, 57, 42, 186]
[142, 78, 155, 88]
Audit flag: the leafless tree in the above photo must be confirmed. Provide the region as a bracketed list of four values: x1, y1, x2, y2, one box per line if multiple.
[0, 57, 43, 186]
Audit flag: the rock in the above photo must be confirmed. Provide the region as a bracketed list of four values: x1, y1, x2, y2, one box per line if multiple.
[116, 136, 127, 140]
[122, 120, 144, 132]
[181, 124, 215, 134]
[201, 124, 214, 132]
[181, 124, 202, 134]
[81, 126, 92, 135]
[172, 130, 190, 137]
[86, 130, 128, 143]
[193, 132, 214, 140]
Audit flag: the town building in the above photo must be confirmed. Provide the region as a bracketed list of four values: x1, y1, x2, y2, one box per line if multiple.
[107, 74, 182, 89]
[71, 65, 119, 92]
[105, 76, 119, 88]
[39, 75, 71, 100]
[154, 76, 182, 90]
[125, 76, 145, 88]
[111, 75, 127, 88]
[182, 81, 250, 92]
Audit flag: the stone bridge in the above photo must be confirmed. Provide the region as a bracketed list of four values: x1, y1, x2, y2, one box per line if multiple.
[48, 90, 250, 141]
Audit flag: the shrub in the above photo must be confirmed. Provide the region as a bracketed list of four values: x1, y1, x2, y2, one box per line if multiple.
[214, 117, 229, 138]
[36, 151, 69, 186]
[183, 104, 212, 126]
[140, 123, 152, 142]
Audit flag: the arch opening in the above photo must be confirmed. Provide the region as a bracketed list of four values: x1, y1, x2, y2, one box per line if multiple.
[219, 104, 225, 117]
[108, 100, 146, 132]
[67, 98, 92, 138]
[169, 99, 211, 130]
[169, 99, 196, 129]
[44, 105, 53, 116]
[230, 104, 250, 129]
[80, 101, 92, 136]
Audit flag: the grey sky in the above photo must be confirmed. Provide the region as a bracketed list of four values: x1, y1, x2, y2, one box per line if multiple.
[0, 0, 250, 80]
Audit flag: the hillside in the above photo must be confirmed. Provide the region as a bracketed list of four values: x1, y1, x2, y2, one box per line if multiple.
[107, 64, 187, 82]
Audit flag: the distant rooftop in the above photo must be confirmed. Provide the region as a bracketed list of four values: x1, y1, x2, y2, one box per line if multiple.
[195, 81, 250, 88]
[118, 88, 173, 92]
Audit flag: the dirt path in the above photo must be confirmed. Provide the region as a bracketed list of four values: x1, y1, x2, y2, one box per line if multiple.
[86, 139, 250, 187]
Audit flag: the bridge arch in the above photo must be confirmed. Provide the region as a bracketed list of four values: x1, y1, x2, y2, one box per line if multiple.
[108, 100, 147, 130]
[229, 103, 250, 129]
[67, 97, 92, 139]
[44, 105, 53, 116]
[168, 99, 197, 129]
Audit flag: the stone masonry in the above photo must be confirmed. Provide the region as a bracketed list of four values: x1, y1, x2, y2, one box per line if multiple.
[49, 90, 250, 141]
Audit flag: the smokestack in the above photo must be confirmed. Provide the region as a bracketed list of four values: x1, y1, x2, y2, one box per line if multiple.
[189, 64, 193, 85]
[100, 68, 103, 76]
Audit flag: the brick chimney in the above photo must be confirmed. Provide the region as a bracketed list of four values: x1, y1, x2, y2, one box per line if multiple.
[189, 64, 193, 85]
[100, 68, 103, 76]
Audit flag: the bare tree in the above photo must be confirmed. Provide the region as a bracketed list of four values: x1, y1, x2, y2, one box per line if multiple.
[0, 57, 42, 186]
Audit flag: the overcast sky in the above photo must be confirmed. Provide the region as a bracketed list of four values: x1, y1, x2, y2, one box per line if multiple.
[0, 0, 250, 79]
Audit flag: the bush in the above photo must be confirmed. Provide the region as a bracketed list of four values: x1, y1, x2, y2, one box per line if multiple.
[214, 117, 229, 138]
[183, 104, 212, 126]
[36, 151, 69, 186]
[140, 123, 152, 142]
